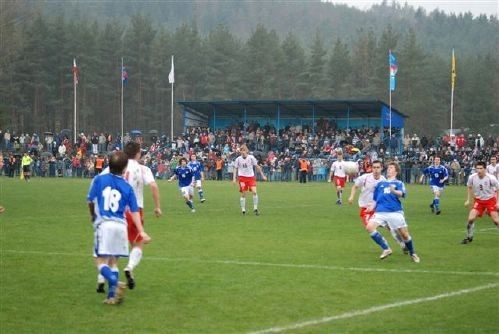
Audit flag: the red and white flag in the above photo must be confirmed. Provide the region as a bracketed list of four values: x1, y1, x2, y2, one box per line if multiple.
[72, 58, 79, 85]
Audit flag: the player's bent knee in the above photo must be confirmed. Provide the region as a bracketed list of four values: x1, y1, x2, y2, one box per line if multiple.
[365, 222, 377, 233]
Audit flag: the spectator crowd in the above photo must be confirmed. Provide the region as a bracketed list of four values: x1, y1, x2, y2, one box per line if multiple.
[1, 122, 498, 186]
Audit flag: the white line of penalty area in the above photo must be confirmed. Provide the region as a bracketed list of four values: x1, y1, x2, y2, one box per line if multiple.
[247, 282, 499, 334]
[3, 249, 499, 277]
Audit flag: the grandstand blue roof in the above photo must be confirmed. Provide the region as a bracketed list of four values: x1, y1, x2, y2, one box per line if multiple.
[177, 99, 407, 130]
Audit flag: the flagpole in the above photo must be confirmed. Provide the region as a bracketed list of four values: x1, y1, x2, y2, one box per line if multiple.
[389, 82, 392, 139]
[450, 49, 455, 138]
[170, 55, 174, 142]
[170, 83, 174, 142]
[388, 50, 392, 139]
[121, 57, 124, 148]
[450, 85, 454, 138]
[73, 60, 77, 145]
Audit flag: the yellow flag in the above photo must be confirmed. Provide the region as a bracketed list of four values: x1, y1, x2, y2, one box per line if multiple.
[451, 49, 456, 89]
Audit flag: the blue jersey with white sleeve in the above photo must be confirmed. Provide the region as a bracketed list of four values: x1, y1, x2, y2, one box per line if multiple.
[188, 160, 203, 180]
[373, 179, 406, 212]
[423, 165, 448, 187]
[87, 173, 139, 225]
[175, 165, 194, 187]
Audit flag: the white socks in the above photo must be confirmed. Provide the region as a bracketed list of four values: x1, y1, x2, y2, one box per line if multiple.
[253, 195, 259, 210]
[467, 222, 475, 239]
[97, 273, 106, 284]
[126, 247, 143, 271]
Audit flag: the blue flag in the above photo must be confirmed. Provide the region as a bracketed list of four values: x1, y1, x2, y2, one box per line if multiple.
[389, 51, 398, 91]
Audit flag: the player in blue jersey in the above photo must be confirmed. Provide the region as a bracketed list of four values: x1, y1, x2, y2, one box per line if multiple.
[419, 156, 448, 215]
[169, 157, 196, 212]
[366, 162, 420, 263]
[87, 151, 151, 304]
[188, 153, 206, 203]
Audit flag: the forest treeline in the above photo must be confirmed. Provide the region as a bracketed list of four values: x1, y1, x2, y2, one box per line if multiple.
[0, 0, 497, 136]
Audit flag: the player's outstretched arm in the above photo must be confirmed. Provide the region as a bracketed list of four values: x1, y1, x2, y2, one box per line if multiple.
[348, 185, 357, 204]
[232, 168, 238, 184]
[88, 202, 96, 223]
[149, 182, 162, 217]
[464, 186, 473, 207]
[130, 211, 151, 243]
[256, 165, 267, 181]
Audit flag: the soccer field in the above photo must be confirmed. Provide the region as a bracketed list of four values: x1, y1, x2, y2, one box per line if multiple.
[0, 178, 498, 333]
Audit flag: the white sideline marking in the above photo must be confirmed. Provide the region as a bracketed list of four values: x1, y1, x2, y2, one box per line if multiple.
[148, 258, 499, 277]
[248, 283, 499, 334]
[478, 228, 498, 232]
[2, 249, 499, 277]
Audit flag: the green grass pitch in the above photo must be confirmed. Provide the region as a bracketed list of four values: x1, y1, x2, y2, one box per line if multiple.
[0, 177, 498, 333]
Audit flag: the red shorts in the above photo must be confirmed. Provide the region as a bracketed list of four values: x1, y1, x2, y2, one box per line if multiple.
[472, 197, 497, 217]
[359, 207, 374, 227]
[126, 208, 144, 243]
[238, 176, 256, 192]
[333, 176, 346, 188]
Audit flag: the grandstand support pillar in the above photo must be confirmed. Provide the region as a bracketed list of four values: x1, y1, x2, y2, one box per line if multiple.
[347, 105, 350, 130]
[380, 109, 384, 142]
[312, 103, 315, 134]
[182, 107, 187, 135]
[212, 107, 216, 131]
[244, 107, 247, 127]
[277, 103, 280, 131]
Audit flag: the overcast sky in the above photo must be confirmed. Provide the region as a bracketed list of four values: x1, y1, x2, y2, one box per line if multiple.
[325, 1, 498, 17]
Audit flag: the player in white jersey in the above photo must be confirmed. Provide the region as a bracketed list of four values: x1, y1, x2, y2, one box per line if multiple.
[122, 141, 162, 289]
[232, 145, 267, 215]
[486, 156, 498, 178]
[348, 160, 406, 252]
[329, 150, 348, 205]
[461, 161, 499, 244]
[97, 142, 162, 292]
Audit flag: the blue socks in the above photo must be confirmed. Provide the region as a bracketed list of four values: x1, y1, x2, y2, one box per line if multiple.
[434, 198, 440, 209]
[404, 237, 415, 256]
[370, 231, 389, 250]
[186, 200, 194, 209]
[99, 264, 118, 298]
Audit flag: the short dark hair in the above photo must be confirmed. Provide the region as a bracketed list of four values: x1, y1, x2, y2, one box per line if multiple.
[179, 157, 187, 164]
[475, 161, 486, 168]
[124, 141, 140, 159]
[109, 151, 128, 175]
[372, 160, 382, 166]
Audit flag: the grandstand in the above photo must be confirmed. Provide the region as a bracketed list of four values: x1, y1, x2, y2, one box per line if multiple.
[177, 99, 407, 137]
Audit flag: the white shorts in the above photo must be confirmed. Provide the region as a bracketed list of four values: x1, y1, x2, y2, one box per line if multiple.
[180, 185, 194, 197]
[369, 211, 407, 230]
[431, 185, 444, 194]
[194, 179, 202, 188]
[94, 221, 129, 258]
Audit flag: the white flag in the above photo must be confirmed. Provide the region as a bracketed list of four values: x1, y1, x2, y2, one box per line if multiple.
[168, 55, 174, 84]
